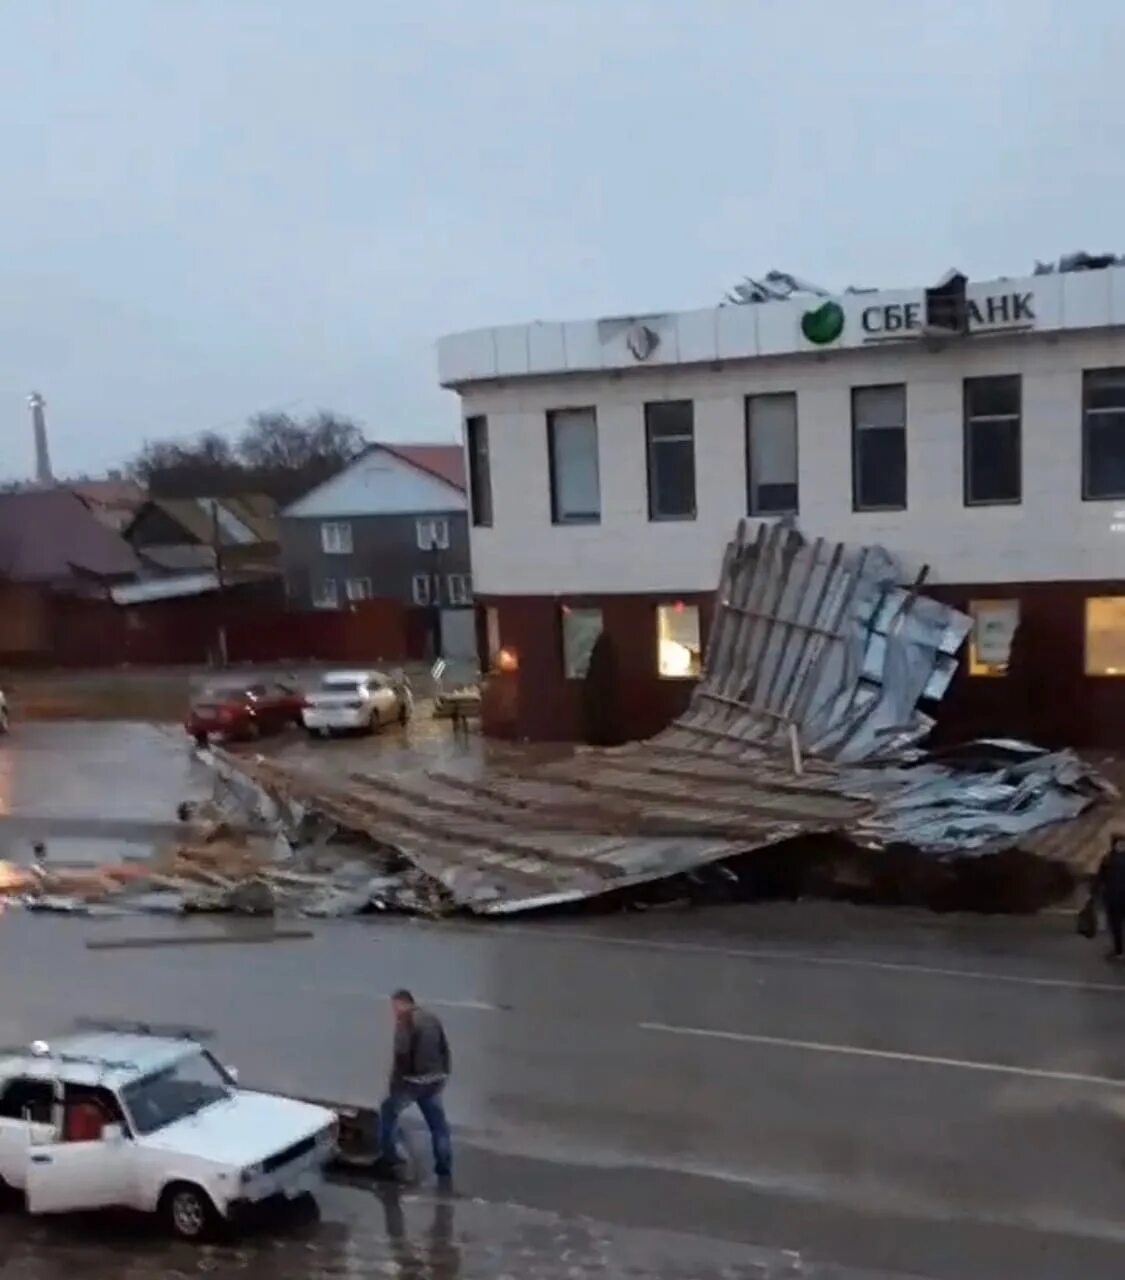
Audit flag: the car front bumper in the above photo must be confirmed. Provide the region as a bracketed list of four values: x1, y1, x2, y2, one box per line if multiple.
[227, 1148, 330, 1219]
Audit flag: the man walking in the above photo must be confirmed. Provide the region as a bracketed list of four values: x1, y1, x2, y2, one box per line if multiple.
[376, 989, 453, 1182]
[1097, 836, 1125, 960]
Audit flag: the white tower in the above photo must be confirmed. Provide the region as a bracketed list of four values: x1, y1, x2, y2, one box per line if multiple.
[28, 392, 53, 485]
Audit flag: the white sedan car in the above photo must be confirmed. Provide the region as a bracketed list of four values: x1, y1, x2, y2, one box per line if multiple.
[301, 669, 413, 737]
[0, 1028, 337, 1240]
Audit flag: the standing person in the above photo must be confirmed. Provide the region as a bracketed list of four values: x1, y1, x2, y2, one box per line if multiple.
[1096, 836, 1125, 960]
[375, 990, 453, 1182]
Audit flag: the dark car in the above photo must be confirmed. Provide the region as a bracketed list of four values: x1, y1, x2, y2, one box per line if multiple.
[185, 680, 305, 747]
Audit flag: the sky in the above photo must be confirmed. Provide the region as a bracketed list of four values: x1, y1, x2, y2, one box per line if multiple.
[1, 0, 1123, 479]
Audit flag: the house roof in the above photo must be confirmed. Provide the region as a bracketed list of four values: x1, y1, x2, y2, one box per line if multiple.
[131, 495, 278, 547]
[377, 444, 465, 491]
[281, 441, 466, 519]
[0, 489, 141, 582]
[69, 478, 147, 532]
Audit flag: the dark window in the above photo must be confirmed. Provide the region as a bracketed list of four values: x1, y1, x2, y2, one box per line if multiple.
[964, 376, 1021, 505]
[852, 385, 906, 511]
[466, 415, 493, 527]
[645, 401, 696, 520]
[1083, 370, 1125, 500]
[0, 1077, 55, 1123]
[547, 408, 600, 523]
[746, 393, 798, 515]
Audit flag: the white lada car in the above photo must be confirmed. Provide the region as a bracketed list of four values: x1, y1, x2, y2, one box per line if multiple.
[301, 669, 413, 736]
[0, 1027, 338, 1240]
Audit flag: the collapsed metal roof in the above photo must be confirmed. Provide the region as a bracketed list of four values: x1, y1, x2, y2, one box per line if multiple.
[212, 521, 1114, 915]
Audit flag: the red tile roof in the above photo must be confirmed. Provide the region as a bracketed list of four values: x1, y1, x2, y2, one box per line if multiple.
[379, 443, 465, 492]
[0, 489, 140, 582]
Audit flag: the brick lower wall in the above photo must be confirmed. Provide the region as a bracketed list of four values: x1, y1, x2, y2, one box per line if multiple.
[478, 581, 1125, 749]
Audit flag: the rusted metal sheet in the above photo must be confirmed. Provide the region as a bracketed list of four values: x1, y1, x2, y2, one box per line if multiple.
[208, 522, 1116, 915]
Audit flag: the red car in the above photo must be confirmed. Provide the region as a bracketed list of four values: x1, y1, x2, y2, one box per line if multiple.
[185, 679, 305, 747]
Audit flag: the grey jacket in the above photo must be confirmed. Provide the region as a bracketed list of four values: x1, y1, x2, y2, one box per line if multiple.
[391, 1007, 451, 1088]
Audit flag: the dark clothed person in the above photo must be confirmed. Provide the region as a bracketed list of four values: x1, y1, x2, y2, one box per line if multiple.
[377, 990, 452, 1179]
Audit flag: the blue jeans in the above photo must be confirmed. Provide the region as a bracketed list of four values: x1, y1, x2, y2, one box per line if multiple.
[379, 1083, 452, 1177]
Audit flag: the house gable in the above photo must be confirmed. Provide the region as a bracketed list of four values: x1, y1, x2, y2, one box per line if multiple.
[284, 446, 466, 519]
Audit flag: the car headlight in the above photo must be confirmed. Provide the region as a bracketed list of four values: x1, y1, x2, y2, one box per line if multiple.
[241, 1161, 265, 1184]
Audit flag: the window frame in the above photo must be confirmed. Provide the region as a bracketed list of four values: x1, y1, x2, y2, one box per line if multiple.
[655, 602, 703, 680]
[312, 578, 339, 610]
[560, 605, 604, 680]
[1084, 595, 1125, 676]
[320, 521, 353, 555]
[466, 415, 493, 527]
[412, 573, 434, 607]
[645, 400, 697, 522]
[1082, 369, 1125, 501]
[547, 407, 601, 525]
[745, 392, 799, 517]
[345, 576, 372, 603]
[967, 598, 1020, 677]
[963, 376, 1022, 507]
[851, 383, 907, 513]
[416, 517, 450, 551]
[446, 573, 472, 605]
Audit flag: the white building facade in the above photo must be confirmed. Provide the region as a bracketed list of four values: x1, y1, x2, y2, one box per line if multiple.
[440, 266, 1125, 744]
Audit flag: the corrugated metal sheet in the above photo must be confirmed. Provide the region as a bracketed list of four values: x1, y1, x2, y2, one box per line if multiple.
[212, 522, 1116, 914]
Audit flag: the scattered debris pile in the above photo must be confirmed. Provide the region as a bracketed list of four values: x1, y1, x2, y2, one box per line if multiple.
[5, 522, 1113, 920]
[199, 522, 1117, 917]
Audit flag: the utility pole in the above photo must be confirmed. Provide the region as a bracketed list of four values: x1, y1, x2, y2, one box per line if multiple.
[211, 499, 228, 666]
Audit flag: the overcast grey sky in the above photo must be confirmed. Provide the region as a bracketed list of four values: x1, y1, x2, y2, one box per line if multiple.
[1, 0, 1122, 478]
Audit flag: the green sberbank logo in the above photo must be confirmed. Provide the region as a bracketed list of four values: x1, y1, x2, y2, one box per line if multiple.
[801, 300, 844, 346]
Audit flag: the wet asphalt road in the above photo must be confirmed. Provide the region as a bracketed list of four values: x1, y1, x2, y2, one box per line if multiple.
[1, 722, 1124, 1279]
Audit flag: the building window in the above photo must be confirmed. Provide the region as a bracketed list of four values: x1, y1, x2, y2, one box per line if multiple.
[964, 376, 1021, 505]
[1085, 596, 1125, 674]
[312, 578, 339, 609]
[320, 521, 353, 554]
[746, 393, 798, 516]
[412, 574, 436, 606]
[1083, 370, 1125, 500]
[968, 599, 1019, 676]
[466, 415, 493, 527]
[561, 606, 603, 679]
[345, 577, 371, 603]
[645, 401, 696, 521]
[852, 385, 906, 511]
[547, 407, 601, 524]
[657, 603, 702, 678]
[446, 573, 472, 605]
[416, 517, 450, 550]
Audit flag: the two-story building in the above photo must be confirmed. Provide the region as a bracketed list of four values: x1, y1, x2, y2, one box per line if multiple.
[279, 442, 474, 658]
[439, 264, 1125, 746]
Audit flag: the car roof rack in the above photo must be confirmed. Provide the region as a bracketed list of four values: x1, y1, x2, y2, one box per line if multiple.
[71, 1017, 215, 1042]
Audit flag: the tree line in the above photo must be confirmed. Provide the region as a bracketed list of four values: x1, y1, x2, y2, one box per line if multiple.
[129, 410, 366, 505]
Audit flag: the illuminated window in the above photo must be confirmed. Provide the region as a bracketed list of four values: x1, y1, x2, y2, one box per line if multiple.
[561, 607, 603, 679]
[968, 600, 1019, 676]
[1085, 596, 1125, 675]
[657, 603, 702, 678]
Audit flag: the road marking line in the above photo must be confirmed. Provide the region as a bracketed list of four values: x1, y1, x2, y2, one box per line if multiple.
[640, 1021, 1125, 1088]
[472, 923, 1125, 995]
[300, 986, 504, 1012]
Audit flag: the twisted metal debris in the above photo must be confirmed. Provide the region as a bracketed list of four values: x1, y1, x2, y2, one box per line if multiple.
[212, 522, 1115, 915]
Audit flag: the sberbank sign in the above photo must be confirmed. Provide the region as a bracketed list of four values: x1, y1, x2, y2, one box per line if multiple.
[800, 290, 1036, 347]
[861, 291, 1035, 341]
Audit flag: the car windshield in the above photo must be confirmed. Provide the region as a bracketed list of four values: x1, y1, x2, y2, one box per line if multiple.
[121, 1051, 233, 1135]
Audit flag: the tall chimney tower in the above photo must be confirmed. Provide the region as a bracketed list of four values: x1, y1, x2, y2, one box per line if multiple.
[28, 392, 53, 485]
